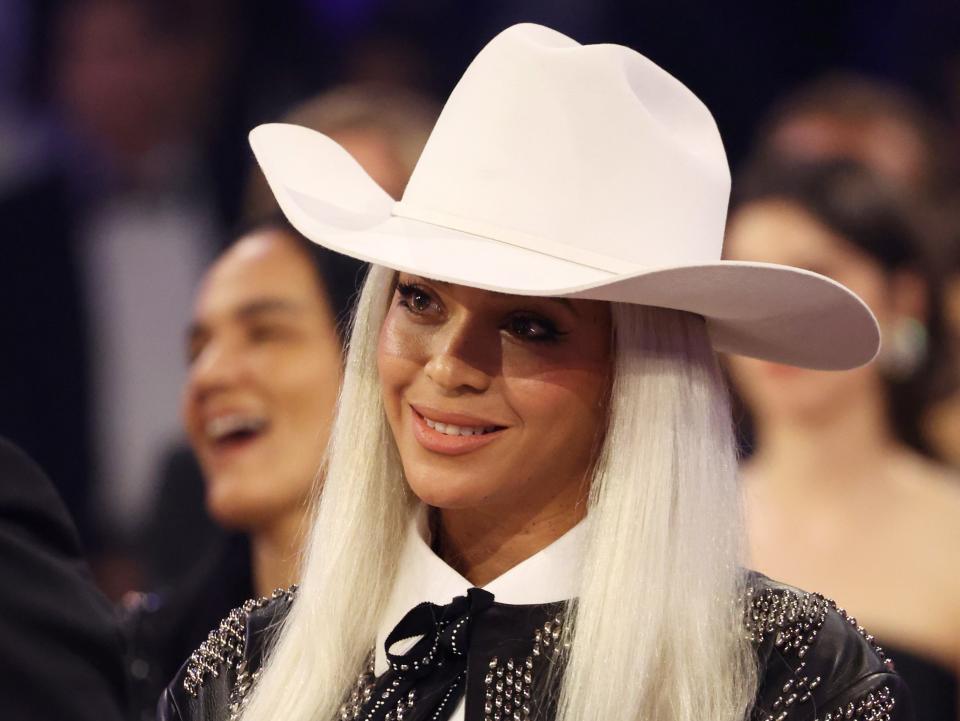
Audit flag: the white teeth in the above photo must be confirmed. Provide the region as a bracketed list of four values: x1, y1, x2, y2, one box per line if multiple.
[206, 414, 268, 441]
[423, 417, 496, 437]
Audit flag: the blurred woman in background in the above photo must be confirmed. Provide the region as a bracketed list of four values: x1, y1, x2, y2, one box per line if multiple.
[125, 218, 364, 718]
[752, 75, 960, 467]
[182, 219, 364, 599]
[725, 157, 960, 719]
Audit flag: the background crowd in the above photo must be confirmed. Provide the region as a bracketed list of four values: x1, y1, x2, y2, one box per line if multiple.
[0, 1, 959, 720]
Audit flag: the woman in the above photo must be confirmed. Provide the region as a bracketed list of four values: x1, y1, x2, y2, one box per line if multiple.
[160, 24, 908, 721]
[724, 157, 960, 719]
[747, 76, 960, 469]
[181, 219, 364, 596]
[125, 218, 364, 718]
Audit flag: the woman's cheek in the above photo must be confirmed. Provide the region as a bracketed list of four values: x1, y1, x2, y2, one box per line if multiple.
[378, 309, 428, 363]
[504, 370, 606, 431]
[376, 320, 421, 426]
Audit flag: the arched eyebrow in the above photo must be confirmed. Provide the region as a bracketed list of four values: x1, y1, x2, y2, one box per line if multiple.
[234, 298, 305, 321]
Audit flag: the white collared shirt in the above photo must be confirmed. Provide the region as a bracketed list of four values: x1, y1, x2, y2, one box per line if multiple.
[374, 506, 586, 721]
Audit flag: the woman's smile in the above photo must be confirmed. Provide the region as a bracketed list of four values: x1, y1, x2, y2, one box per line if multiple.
[409, 403, 507, 455]
[197, 406, 273, 469]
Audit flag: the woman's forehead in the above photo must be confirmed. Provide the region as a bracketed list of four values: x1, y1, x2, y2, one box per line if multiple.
[196, 234, 325, 317]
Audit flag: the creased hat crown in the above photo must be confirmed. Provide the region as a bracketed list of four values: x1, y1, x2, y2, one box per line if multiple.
[394, 23, 730, 272]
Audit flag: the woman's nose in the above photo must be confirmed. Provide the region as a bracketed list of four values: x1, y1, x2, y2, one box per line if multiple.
[187, 339, 246, 398]
[423, 319, 494, 394]
[424, 353, 492, 394]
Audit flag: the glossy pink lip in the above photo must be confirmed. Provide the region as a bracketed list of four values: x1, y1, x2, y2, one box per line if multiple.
[409, 405, 507, 456]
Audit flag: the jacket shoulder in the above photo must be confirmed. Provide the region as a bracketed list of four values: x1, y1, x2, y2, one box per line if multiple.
[746, 573, 912, 721]
[157, 587, 296, 721]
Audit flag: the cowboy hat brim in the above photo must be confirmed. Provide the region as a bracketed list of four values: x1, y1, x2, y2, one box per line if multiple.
[250, 123, 879, 371]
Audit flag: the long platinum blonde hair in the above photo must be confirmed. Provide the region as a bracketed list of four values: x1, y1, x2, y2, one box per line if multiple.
[239, 264, 758, 721]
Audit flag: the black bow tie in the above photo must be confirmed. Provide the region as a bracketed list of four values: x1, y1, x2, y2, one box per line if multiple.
[365, 588, 496, 721]
[343, 591, 566, 721]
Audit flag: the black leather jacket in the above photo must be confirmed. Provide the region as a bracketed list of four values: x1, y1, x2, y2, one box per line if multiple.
[158, 575, 911, 721]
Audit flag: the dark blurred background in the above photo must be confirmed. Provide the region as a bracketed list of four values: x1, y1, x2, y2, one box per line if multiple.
[1, 0, 959, 596]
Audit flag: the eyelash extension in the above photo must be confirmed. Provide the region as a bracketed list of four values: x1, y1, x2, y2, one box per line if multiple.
[395, 281, 432, 312]
[505, 313, 569, 343]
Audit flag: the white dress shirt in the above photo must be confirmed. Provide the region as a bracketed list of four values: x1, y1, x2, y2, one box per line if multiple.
[374, 506, 586, 721]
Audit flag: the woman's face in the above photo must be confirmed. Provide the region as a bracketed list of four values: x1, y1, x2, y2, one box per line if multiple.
[183, 230, 343, 530]
[724, 200, 895, 423]
[377, 274, 612, 516]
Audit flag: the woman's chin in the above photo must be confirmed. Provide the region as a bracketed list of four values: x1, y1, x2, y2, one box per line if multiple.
[405, 475, 497, 511]
[205, 481, 282, 531]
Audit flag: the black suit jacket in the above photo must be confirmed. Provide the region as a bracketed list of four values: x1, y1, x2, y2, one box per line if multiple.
[0, 436, 127, 721]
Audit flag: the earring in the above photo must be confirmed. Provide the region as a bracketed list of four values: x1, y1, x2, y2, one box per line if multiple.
[878, 317, 928, 380]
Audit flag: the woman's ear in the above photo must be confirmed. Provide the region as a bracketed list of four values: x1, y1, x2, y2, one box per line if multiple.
[876, 269, 930, 379]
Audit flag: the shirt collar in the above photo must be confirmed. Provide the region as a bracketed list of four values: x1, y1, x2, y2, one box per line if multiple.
[374, 505, 585, 675]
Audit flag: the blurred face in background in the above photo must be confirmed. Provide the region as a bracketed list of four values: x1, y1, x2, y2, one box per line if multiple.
[54, 0, 228, 173]
[183, 229, 343, 530]
[725, 200, 908, 425]
[766, 113, 929, 190]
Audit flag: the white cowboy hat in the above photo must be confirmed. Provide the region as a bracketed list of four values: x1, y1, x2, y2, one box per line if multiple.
[249, 23, 879, 370]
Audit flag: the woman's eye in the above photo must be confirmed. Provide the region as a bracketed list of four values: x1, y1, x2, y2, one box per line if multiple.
[248, 324, 288, 343]
[186, 343, 203, 365]
[185, 331, 209, 366]
[396, 283, 437, 314]
[505, 315, 565, 342]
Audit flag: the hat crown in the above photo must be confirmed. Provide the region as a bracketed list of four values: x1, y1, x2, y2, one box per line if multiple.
[397, 23, 731, 272]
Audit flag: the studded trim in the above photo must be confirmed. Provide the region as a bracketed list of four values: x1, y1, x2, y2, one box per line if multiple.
[744, 586, 831, 659]
[338, 652, 378, 721]
[817, 685, 895, 721]
[745, 585, 895, 721]
[182, 587, 296, 699]
[227, 663, 264, 721]
[483, 612, 568, 721]
[338, 661, 419, 721]
[832, 606, 894, 672]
